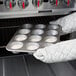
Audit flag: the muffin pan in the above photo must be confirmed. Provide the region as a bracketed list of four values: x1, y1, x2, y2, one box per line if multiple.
[6, 23, 62, 53]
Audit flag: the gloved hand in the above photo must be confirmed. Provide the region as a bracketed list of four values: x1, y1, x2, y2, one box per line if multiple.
[33, 13, 76, 63]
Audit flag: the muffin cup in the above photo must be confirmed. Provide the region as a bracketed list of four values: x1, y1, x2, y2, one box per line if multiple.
[29, 35, 42, 42]
[19, 29, 30, 34]
[47, 30, 58, 36]
[44, 36, 57, 43]
[23, 24, 32, 29]
[48, 24, 59, 29]
[35, 24, 46, 29]
[10, 42, 23, 50]
[26, 43, 39, 50]
[15, 34, 27, 41]
[32, 29, 44, 35]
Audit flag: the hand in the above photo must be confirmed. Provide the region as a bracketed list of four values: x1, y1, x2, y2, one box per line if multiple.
[33, 12, 76, 63]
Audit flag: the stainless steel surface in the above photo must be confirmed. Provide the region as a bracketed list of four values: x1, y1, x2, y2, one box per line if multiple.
[0, 0, 75, 18]
[6, 24, 61, 53]
[51, 62, 76, 76]
[0, 55, 76, 76]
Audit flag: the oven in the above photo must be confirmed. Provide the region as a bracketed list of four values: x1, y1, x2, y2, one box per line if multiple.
[0, 0, 76, 76]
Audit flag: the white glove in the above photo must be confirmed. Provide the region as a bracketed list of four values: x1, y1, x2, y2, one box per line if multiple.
[52, 13, 76, 35]
[33, 12, 76, 63]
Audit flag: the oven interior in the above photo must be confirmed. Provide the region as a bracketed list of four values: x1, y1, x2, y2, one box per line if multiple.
[0, 13, 76, 76]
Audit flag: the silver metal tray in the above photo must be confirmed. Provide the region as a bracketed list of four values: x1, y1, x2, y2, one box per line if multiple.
[6, 23, 62, 53]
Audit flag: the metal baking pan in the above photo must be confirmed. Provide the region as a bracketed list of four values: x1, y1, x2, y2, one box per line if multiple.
[6, 23, 62, 53]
